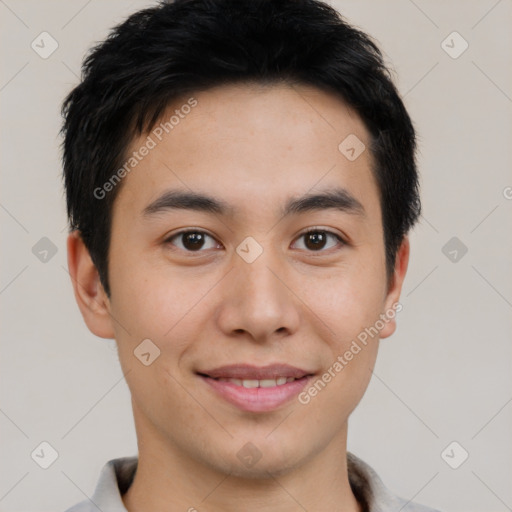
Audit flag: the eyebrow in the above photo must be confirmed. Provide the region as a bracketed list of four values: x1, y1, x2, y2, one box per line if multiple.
[142, 187, 365, 219]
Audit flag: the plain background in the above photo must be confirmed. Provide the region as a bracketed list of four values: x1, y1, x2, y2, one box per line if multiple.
[1, 1, 511, 511]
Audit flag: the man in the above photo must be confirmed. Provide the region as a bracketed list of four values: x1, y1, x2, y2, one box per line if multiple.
[61, 0, 439, 510]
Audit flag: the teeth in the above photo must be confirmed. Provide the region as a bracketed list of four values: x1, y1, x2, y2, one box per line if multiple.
[242, 379, 259, 388]
[259, 379, 277, 388]
[218, 377, 298, 387]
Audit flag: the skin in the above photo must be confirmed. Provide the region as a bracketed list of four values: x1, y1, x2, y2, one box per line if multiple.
[67, 82, 409, 512]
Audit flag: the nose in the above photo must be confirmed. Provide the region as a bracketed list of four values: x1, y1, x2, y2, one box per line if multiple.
[215, 250, 301, 343]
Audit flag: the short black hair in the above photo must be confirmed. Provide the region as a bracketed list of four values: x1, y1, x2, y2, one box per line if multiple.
[61, 0, 421, 297]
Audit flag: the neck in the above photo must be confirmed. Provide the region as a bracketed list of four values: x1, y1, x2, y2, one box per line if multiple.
[122, 407, 361, 512]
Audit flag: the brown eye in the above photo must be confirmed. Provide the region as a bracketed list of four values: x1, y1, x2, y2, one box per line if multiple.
[293, 230, 344, 252]
[165, 230, 219, 252]
[305, 231, 327, 250]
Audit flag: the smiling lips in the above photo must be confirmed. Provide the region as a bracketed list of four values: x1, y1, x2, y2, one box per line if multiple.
[198, 364, 314, 412]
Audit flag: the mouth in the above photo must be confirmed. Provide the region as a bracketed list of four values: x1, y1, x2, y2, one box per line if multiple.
[209, 376, 300, 387]
[196, 364, 315, 412]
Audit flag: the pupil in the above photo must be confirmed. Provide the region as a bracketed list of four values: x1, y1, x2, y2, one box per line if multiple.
[306, 232, 325, 250]
[184, 232, 204, 250]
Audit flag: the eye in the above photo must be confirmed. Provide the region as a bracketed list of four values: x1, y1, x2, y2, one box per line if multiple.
[292, 229, 345, 252]
[164, 228, 345, 254]
[164, 230, 221, 252]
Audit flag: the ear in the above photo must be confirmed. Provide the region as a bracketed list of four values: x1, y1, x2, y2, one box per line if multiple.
[66, 230, 115, 339]
[379, 236, 410, 339]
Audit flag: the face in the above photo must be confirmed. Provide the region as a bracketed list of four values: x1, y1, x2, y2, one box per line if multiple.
[71, 82, 409, 478]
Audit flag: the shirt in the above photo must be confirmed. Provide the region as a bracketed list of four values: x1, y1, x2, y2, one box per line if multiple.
[63, 452, 441, 512]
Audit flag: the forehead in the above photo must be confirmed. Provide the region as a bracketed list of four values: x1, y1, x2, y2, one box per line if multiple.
[112, 82, 381, 225]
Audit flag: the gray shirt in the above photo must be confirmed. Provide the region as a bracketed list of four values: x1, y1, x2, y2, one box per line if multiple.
[64, 452, 440, 512]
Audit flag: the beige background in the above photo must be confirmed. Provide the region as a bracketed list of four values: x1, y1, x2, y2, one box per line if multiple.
[1, 1, 511, 511]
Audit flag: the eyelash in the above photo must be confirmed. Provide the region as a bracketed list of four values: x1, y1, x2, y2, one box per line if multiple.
[163, 228, 346, 254]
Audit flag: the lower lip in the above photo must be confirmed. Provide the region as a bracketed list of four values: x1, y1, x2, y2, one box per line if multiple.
[200, 375, 312, 412]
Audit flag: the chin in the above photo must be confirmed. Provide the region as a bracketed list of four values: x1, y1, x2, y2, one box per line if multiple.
[225, 453, 302, 480]
[221, 436, 307, 479]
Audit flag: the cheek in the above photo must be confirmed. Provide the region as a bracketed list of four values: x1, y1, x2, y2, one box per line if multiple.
[108, 257, 224, 383]
[109, 268, 203, 421]
[122, 354, 208, 446]
[296, 261, 385, 401]
[298, 262, 387, 338]
[109, 255, 198, 338]
[299, 328, 379, 423]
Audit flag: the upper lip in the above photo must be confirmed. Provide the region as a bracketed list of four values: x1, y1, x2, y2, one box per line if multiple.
[198, 364, 313, 380]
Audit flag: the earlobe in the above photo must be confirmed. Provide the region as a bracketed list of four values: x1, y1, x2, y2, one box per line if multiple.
[67, 231, 115, 339]
[379, 237, 410, 340]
